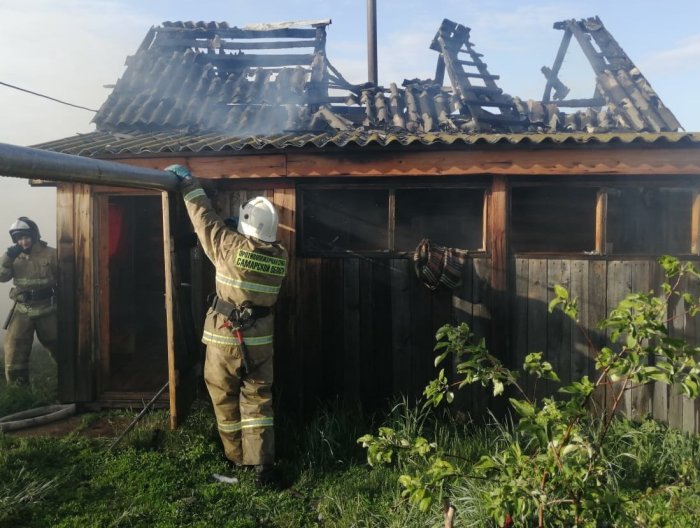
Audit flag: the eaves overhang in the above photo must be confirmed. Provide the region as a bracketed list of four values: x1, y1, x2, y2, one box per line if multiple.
[32, 131, 700, 159]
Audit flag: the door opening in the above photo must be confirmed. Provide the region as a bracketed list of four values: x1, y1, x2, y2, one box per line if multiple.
[104, 194, 167, 392]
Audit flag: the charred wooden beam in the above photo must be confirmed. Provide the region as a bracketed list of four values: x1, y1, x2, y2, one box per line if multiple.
[463, 72, 500, 80]
[199, 53, 315, 68]
[431, 20, 527, 131]
[540, 66, 570, 101]
[434, 55, 445, 86]
[550, 17, 682, 131]
[157, 39, 319, 50]
[544, 97, 606, 108]
[156, 27, 318, 40]
[542, 28, 572, 102]
[561, 19, 608, 75]
[457, 59, 480, 67]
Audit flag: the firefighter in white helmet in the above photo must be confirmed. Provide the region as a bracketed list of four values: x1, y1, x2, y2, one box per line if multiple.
[0, 217, 58, 385]
[166, 164, 288, 485]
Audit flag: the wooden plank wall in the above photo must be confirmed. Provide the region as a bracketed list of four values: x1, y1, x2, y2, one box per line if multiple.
[276, 255, 491, 415]
[56, 183, 94, 402]
[74, 184, 95, 402]
[57, 179, 699, 434]
[451, 257, 492, 417]
[56, 184, 76, 402]
[512, 258, 700, 433]
[205, 185, 493, 415]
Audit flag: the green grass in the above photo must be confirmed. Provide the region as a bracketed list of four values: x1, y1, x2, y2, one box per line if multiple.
[0, 361, 699, 527]
[0, 402, 443, 528]
[0, 342, 57, 416]
[1, 404, 699, 527]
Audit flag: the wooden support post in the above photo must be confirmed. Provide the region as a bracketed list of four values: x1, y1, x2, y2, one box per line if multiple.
[691, 191, 700, 254]
[482, 190, 489, 251]
[388, 189, 396, 251]
[96, 195, 110, 396]
[56, 184, 76, 402]
[161, 192, 178, 430]
[490, 176, 509, 364]
[74, 184, 94, 402]
[595, 189, 608, 255]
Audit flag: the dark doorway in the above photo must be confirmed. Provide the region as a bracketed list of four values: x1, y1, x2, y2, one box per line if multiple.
[104, 194, 167, 392]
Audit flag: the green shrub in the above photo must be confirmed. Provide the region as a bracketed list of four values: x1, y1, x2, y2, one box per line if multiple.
[360, 256, 700, 527]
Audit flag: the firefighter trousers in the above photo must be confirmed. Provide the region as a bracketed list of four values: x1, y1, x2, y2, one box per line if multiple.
[204, 341, 275, 466]
[4, 310, 57, 385]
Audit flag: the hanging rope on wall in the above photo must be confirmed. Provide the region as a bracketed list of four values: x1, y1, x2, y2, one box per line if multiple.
[412, 238, 464, 291]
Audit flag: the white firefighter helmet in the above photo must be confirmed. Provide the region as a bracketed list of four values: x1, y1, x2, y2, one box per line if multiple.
[237, 196, 279, 242]
[9, 217, 40, 243]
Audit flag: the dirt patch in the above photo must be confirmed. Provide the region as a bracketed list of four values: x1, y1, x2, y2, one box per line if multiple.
[6, 414, 134, 439]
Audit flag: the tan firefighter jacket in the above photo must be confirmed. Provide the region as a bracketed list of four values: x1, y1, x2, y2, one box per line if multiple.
[0, 242, 57, 317]
[182, 180, 288, 349]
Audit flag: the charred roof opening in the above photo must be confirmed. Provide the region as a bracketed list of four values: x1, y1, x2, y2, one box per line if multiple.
[62, 16, 683, 155]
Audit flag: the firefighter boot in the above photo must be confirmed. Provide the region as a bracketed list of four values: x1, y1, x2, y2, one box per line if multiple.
[254, 464, 277, 487]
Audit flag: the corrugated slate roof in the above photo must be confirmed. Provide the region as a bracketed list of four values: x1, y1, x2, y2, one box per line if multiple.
[35, 18, 692, 157]
[33, 130, 700, 157]
[88, 18, 684, 140]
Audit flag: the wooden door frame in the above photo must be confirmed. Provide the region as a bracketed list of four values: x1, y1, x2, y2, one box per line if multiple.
[93, 187, 170, 404]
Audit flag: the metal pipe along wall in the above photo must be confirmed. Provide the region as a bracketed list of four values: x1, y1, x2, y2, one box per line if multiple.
[0, 142, 180, 192]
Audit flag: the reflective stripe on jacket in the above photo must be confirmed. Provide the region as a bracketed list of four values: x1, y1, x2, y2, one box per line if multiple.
[181, 179, 288, 347]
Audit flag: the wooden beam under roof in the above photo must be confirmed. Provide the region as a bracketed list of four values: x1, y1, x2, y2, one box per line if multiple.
[114, 146, 700, 179]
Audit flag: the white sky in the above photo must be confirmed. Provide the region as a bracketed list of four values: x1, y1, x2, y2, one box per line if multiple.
[0, 0, 699, 314]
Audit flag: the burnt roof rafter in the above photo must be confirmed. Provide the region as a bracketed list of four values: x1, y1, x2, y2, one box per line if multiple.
[430, 19, 528, 132]
[91, 16, 684, 144]
[541, 16, 682, 132]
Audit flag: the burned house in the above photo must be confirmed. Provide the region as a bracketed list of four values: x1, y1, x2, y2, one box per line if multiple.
[31, 17, 700, 431]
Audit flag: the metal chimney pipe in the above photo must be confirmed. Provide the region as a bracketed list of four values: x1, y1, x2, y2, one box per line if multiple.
[0, 142, 180, 192]
[367, 0, 378, 85]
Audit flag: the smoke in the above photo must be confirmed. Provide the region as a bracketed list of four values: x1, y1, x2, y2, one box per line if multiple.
[0, 1, 149, 318]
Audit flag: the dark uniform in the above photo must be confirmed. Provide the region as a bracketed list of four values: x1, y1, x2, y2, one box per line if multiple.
[0, 218, 57, 385]
[180, 178, 287, 469]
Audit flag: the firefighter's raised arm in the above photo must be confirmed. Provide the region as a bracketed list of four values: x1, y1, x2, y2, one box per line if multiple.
[0, 244, 22, 282]
[166, 164, 236, 263]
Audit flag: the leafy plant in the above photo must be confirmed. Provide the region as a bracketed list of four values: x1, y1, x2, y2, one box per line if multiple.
[360, 256, 700, 526]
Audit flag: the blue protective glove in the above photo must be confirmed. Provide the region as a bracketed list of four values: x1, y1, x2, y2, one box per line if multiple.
[165, 164, 193, 181]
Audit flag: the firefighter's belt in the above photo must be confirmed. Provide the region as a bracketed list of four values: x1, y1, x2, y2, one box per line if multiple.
[210, 296, 271, 324]
[15, 287, 55, 303]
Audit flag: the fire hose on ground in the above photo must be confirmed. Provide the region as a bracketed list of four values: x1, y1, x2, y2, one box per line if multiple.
[0, 403, 77, 432]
